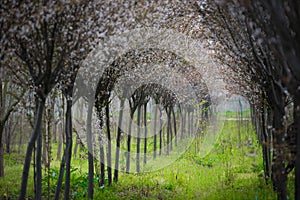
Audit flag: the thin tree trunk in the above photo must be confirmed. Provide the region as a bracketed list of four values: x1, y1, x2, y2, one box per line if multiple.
[64, 99, 72, 200]
[105, 104, 112, 185]
[153, 104, 158, 159]
[136, 105, 141, 173]
[19, 98, 45, 200]
[261, 107, 271, 181]
[114, 98, 125, 182]
[54, 150, 65, 200]
[166, 107, 171, 155]
[98, 109, 105, 188]
[180, 108, 184, 140]
[87, 99, 94, 199]
[159, 108, 163, 156]
[126, 111, 134, 173]
[35, 132, 42, 200]
[172, 107, 177, 146]
[143, 103, 147, 164]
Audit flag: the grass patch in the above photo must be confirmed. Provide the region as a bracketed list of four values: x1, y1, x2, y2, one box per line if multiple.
[0, 120, 294, 199]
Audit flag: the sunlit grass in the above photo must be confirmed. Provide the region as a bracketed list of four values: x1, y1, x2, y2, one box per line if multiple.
[0, 118, 294, 199]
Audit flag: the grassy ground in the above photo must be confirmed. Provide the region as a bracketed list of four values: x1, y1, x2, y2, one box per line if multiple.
[0, 119, 294, 199]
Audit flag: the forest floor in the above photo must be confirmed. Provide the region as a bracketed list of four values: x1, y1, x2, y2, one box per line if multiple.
[0, 120, 295, 199]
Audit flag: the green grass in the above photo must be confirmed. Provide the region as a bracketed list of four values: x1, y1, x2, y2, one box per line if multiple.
[0, 120, 294, 199]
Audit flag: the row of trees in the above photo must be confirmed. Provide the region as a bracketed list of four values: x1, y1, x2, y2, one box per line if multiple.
[198, 1, 300, 199]
[1, 1, 212, 199]
[4, 0, 298, 199]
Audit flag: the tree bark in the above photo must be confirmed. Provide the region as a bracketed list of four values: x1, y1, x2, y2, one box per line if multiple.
[87, 99, 94, 199]
[159, 107, 163, 156]
[143, 103, 147, 164]
[153, 104, 158, 159]
[172, 107, 177, 146]
[105, 104, 112, 185]
[35, 132, 42, 200]
[166, 107, 171, 155]
[126, 111, 134, 173]
[19, 98, 45, 200]
[271, 106, 287, 200]
[64, 99, 72, 200]
[136, 105, 141, 173]
[294, 97, 300, 200]
[114, 98, 125, 182]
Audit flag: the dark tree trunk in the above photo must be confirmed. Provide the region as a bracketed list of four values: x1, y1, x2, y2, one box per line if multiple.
[99, 139, 105, 187]
[172, 107, 177, 146]
[98, 109, 105, 188]
[136, 105, 141, 173]
[64, 99, 72, 200]
[87, 99, 94, 199]
[54, 151, 65, 200]
[159, 108, 163, 156]
[271, 106, 287, 200]
[166, 107, 172, 154]
[35, 132, 42, 200]
[126, 111, 134, 173]
[153, 104, 158, 159]
[114, 98, 125, 182]
[19, 98, 45, 200]
[105, 104, 112, 185]
[143, 103, 147, 164]
[294, 97, 300, 200]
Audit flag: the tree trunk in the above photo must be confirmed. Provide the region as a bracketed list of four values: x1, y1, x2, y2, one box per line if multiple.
[54, 151, 65, 200]
[126, 111, 134, 173]
[143, 103, 147, 164]
[271, 106, 287, 200]
[153, 104, 158, 159]
[87, 99, 94, 199]
[64, 99, 72, 200]
[19, 98, 45, 200]
[136, 105, 141, 173]
[98, 109, 105, 188]
[294, 97, 300, 200]
[105, 104, 112, 185]
[114, 98, 125, 182]
[159, 107, 163, 156]
[99, 142, 105, 187]
[172, 107, 177, 146]
[166, 107, 171, 155]
[35, 132, 42, 200]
